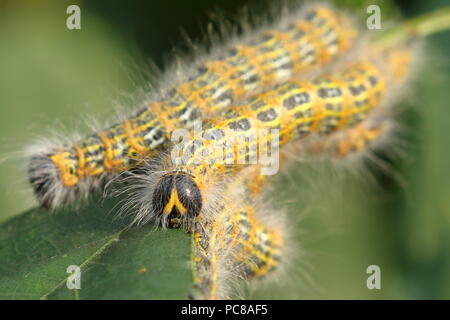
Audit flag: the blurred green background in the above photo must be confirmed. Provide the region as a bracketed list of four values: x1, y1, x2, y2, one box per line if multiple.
[0, 0, 449, 299]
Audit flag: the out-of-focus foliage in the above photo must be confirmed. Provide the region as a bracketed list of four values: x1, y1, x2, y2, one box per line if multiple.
[0, 197, 192, 299]
[0, 0, 137, 221]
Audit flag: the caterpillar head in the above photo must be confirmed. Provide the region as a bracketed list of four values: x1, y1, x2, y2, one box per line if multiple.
[152, 170, 202, 230]
[28, 149, 79, 209]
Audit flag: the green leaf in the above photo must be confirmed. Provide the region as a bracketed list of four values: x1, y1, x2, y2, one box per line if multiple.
[0, 197, 192, 300]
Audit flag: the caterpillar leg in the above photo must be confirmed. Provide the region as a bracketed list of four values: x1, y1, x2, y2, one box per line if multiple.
[303, 115, 393, 159]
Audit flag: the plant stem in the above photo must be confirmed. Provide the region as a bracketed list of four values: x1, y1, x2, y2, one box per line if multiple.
[376, 7, 450, 49]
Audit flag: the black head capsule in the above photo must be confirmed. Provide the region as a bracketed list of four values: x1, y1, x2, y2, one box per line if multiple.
[152, 171, 202, 229]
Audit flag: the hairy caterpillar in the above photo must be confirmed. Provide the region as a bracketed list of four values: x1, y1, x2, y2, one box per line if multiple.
[131, 43, 417, 231]
[191, 166, 286, 299]
[291, 110, 394, 163]
[27, 4, 358, 209]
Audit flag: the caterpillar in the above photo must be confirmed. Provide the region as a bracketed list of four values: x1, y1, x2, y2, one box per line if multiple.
[132, 43, 417, 231]
[292, 111, 394, 163]
[26, 4, 358, 209]
[191, 166, 287, 299]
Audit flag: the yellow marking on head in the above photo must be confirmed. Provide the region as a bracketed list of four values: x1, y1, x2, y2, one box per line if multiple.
[163, 188, 187, 215]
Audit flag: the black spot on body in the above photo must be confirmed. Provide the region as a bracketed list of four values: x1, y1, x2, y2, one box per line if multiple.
[228, 48, 238, 57]
[153, 129, 165, 140]
[324, 27, 335, 37]
[302, 49, 315, 58]
[278, 62, 293, 70]
[214, 89, 233, 105]
[228, 118, 251, 131]
[242, 74, 259, 85]
[328, 39, 339, 48]
[189, 107, 201, 122]
[196, 66, 208, 76]
[175, 106, 189, 117]
[205, 128, 225, 140]
[257, 108, 277, 122]
[304, 11, 317, 21]
[283, 92, 310, 110]
[349, 84, 366, 96]
[369, 76, 378, 86]
[315, 17, 326, 28]
[262, 33, 274, 42]
[318, 87, 342, 98]
[164, 88, 177, 99]
[229, 70, 245, 80]
[250, 100, 265, 110]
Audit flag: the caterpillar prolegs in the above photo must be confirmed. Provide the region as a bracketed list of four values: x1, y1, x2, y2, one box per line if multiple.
[297, 113, 393, 160]
[26, 5, 357, 209]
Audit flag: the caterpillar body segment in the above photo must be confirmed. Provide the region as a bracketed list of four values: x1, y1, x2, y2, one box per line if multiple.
[192, 208, 285, 299]
[299, 114, 392, 159]
[191, 169, 286, 299]
[27, 5, 358, 209]
[321, 122, 384, 158]
[229, 206, 284, 279]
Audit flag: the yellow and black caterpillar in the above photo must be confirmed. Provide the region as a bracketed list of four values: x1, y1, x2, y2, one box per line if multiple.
[191, 165, 286, 299]
[138, 45, 416, 230]
[27, 5, 357, 209]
